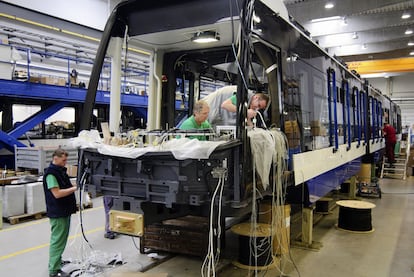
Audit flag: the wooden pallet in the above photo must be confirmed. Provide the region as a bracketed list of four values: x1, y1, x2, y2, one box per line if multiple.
[5, 211, 46, 225]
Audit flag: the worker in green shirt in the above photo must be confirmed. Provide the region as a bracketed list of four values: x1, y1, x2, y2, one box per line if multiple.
[43, 148, 77, 277]
[179, 100, 211, 140]
[221, 92, 269, 126]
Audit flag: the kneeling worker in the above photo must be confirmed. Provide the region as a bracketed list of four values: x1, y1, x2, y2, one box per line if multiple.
[179, 100, 211, 140]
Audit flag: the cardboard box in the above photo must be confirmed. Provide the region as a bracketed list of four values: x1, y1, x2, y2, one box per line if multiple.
[311, 126, 327, 136]
[41, 76, 58, 85]
[57, 78, 66, 86]
[284, 120, 299, 134]
[29, 76, 41, 83]
[67, 165, 78, 177]
[310, 120, 321, 127]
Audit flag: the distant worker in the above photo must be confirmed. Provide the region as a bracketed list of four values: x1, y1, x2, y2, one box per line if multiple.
[103, 195, 117, 239]
[43, 148, 77, 277]
[179, 99, 211, 140]
[383, 122, 397, 166]
[221, 90, 269, 126]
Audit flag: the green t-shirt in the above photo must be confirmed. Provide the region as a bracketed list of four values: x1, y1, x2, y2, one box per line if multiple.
[46, 174, 59, 189]
[230, 94, 237, 106]
[179, 115, 211, 140]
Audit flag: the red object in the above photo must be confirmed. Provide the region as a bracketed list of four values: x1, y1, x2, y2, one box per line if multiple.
[383, 124, 396, 163]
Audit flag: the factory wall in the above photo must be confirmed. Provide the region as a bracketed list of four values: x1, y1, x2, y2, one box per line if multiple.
[2, 0, 122, 30]
[369, 73, 414, 127]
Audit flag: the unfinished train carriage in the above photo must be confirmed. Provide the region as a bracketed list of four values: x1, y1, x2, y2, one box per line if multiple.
[77, 0, 401, 235]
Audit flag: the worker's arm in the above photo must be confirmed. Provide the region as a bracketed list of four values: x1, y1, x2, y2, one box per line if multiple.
[50, 185, 77, 199]
[47, 174, 77, 199]
[221, 98, 237, 113]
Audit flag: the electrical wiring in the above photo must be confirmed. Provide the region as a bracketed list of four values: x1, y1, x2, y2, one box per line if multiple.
[77, 169, 93, 250]
[201, 167, 227, 277]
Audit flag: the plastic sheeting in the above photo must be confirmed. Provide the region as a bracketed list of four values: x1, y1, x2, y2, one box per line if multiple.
[69, 130, 226, 160]
[247, 128, 288, 190]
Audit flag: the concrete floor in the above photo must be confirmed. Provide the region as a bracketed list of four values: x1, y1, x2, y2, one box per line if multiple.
[1, 176, 413, 277]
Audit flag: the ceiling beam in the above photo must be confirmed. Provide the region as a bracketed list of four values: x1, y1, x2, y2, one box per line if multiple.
[347, 57, 414, 74]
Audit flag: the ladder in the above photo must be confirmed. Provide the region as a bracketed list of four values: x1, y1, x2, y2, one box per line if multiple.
[380, 129, 411, 180]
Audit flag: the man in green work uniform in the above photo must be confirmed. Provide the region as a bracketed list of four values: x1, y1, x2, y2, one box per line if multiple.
[179, 99, 211, 140]
[43, 148, 77, 277]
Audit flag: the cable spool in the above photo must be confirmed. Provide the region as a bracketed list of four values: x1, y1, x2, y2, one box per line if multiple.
[231, 222, 277, 269]
[258, 202, 291, 255]
[336, 200, 376, 232]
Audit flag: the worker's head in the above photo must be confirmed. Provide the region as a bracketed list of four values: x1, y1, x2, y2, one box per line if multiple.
[193, 100, 210, 125]
[52, 148, 68, 167]
[250, 93, 269, 110]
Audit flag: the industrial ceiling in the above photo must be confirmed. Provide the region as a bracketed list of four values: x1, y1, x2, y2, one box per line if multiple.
[284, 0, 414, 76]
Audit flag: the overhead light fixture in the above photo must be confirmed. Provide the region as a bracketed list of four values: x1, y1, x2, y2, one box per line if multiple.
[325, 2, 334, 9]
[311, 16, 341, 23]
[191, 31, 220, 43]
[361, 44, 367, 50]
[352, 32, 358, 39]
[410, 51, 414, 56]
[401, 12, 411, 19]
[405, 29, 413, 35]
[408, 42, 414, 46]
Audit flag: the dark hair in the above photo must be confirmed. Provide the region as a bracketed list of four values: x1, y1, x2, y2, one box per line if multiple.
[52, 148, 68, 158]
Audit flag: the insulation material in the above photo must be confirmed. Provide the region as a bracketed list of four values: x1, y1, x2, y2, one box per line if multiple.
[70, 130, 226, 160]
[247, 128, 288, 190]
[25, 182, 46, 214]
[2, 185, 25, 217]
[248, 129, 276, 189]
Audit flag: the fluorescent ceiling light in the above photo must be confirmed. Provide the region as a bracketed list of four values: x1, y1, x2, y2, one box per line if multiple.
[410, 51, 414, 56]
[405, 29, 413, 35]
[311, 16, 341, 23]
[402, 12, 411, 19]
[325, 2, 334, 9]
[408, 42, 414, 46]
[191, 31, 220, 43]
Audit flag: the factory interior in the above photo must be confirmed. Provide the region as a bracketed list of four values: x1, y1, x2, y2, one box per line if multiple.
[1, 1, 414, 277]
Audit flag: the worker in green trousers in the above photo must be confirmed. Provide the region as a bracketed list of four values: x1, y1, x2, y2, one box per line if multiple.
[43, 148, 77, 277]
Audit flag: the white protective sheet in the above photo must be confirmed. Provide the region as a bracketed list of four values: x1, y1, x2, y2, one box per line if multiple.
[70, 130, 226, 160]
[247, 128, 288, 190]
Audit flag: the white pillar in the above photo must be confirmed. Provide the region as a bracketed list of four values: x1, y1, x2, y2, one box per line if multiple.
[148, 51, 163, 131]
[108, 36, 123, 133]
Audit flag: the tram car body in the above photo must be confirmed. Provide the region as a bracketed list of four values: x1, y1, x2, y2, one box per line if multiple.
[78, 0, 401, 230]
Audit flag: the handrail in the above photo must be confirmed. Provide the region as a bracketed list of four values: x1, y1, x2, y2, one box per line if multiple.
[371, 96, 376, 143]
[3, 42, 149, 93]
[353, 86, 361, 148]
[344, 81, 351, 150]
[327, 68, 339, 152]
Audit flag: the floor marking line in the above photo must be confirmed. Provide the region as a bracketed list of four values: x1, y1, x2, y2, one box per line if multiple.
[0, 226, 104, 261]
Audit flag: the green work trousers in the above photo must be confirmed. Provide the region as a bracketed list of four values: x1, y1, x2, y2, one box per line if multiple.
[48, 216, 71, 275]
